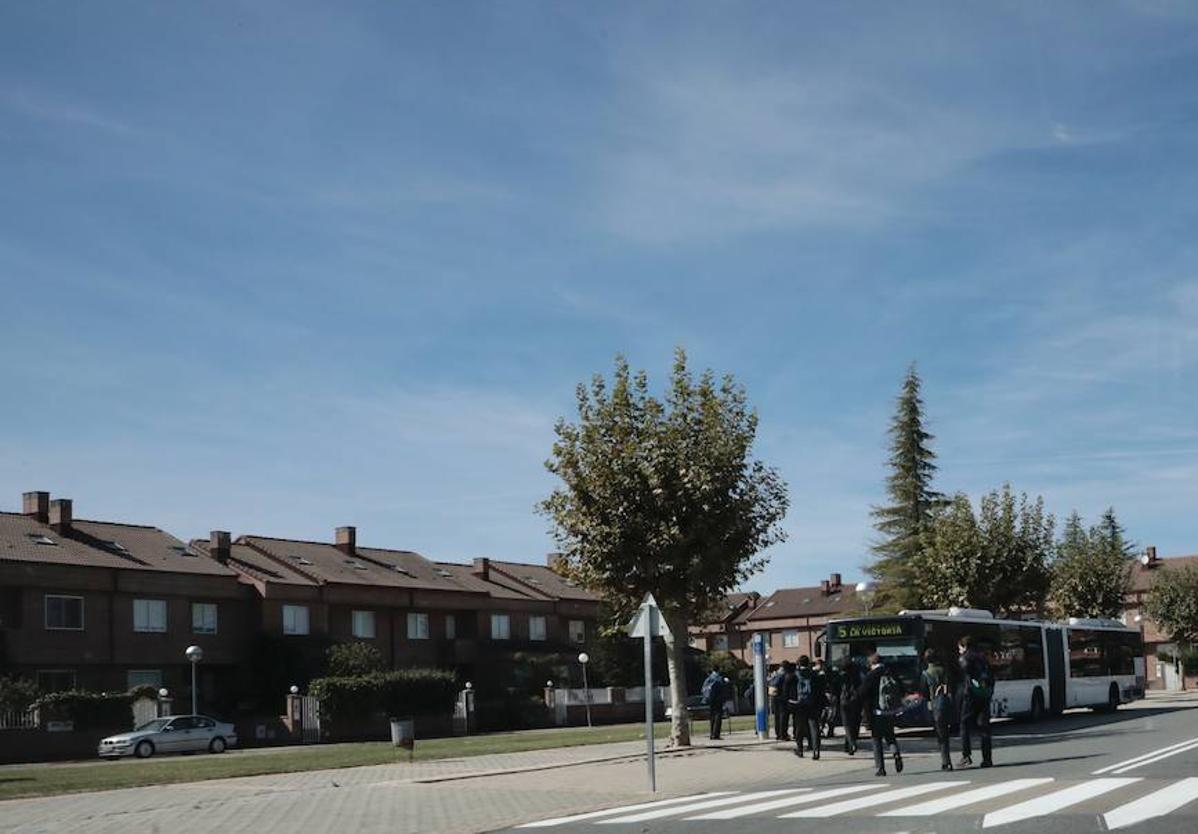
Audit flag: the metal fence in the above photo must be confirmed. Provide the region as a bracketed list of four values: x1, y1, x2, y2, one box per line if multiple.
[0, 708, 38, 730]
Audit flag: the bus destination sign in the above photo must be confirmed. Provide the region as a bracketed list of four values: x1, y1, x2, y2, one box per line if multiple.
[829, 620, 915, 641]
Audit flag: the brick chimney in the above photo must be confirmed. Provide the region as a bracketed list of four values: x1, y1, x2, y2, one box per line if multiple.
[49, 498, 72, 533]
[22, 491, 49, 523]
[1145, 546, 1158, 566]
[472, 557, 490, 581]
[335, 526, 356, 555]
[830, 572, 842, 590]
[821, 579, 831, 595]
[210, 530, 231, 565]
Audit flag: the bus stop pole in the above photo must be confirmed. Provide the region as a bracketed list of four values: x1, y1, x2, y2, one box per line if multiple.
[753, 633, 768, 740]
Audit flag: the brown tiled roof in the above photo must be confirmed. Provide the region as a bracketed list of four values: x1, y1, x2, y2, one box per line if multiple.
[0, 512, 235, 577]
[1129, 554, 1198, 593]
[433, 562, 532, 600]
[696, 592, 761, 626]
[746, 583, 860, 621]
[240, 535, 459, 591]
[487, 560, 600, 603]
[189, 539, 319, 586]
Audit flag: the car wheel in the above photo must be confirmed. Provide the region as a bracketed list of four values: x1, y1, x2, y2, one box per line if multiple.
[1029, 688, 1045, 722]
[209, 736, 227, 754]
[134, 740, 154, 759]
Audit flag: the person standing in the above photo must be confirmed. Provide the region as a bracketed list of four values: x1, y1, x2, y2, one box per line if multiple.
[701, 667, 727, 740]
[958, 636, 994, 767]
[787, 655, 824, 759]
[857, 652, 903, 777]
[839, 657, 863, 755]
[770, 662, 793, 741]
[919, 648, 953, 771]
[815, 658, 840, 739]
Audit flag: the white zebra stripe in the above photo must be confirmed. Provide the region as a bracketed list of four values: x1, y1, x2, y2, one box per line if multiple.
[781, 781, 967, 818]
[880, 778, 1054, 816]
[982, 778, 1141, 828]
[1104, 777, 1198, 830]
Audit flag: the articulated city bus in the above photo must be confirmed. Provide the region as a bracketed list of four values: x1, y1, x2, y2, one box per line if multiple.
[821, 608, 1146, 726]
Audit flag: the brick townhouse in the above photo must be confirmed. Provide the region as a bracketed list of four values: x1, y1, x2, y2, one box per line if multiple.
[1, 490, 601, 708]
[688, 574, 866, 665]
[0, 492, 249, 702]
[1121, 547, 1198, 689]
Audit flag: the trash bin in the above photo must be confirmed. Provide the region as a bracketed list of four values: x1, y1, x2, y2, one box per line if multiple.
[390, 717, 414, 750]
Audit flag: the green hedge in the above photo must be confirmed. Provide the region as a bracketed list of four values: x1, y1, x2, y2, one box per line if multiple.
[309, 668, 458, 724]
[33, 690, 134, 731]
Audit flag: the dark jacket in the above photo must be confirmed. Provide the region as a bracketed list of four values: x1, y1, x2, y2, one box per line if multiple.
[856, 663, 888, 715]
[785, 665, 825, 712]
[703, 671, 727, 706]
[767, 669, 786, 701]
[920, 662, 952, 712]
[959, 650, 993, 703]
[840, 663, 864, 706]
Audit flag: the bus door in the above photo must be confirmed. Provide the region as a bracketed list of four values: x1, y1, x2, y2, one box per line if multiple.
[1046, 626, 1066, 715]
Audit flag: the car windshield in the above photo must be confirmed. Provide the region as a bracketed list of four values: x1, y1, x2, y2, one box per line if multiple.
[134, 719, 171, 732]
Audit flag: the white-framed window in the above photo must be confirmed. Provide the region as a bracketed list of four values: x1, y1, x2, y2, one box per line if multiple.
[36, 669, 76, 692]
[127, 669, 162, 689]
[782, 630, 800, 649]
[282, 604, 310, 635]
[529, 615, 547, 641]
[407, 612, 430, 640]
[445, 614, 456, 640]
[133, 599, 167, 633]
[352, 610, 376, 639]
[712, 634, 730, 652]
[569, 619, 585, 644]
[491, 613, 511, 640]
[191, 603, 218, 634]
[44, 595, 84, 630]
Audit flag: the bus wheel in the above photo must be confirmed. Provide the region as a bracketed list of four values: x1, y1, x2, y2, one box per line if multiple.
[1029, 688, 1045, 722]
[1106, 683, 1121, 712]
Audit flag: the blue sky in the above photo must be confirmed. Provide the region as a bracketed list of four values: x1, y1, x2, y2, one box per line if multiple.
[3, 2, 1198, 592]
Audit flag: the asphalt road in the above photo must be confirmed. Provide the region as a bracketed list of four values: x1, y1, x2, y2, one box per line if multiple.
[502, 699, 1198, 834]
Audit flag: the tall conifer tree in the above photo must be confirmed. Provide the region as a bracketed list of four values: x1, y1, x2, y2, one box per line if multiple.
[870, 365, 942, 608]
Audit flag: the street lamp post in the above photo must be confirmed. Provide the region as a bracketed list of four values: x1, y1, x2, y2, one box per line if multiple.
[185, 645, 204, 715]
[855, 581, 877, 615]
[578, 652, 592, 728]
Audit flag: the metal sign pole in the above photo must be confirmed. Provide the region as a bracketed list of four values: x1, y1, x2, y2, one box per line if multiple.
[753, 632, 768, 740]
[644, 604, 656, 792]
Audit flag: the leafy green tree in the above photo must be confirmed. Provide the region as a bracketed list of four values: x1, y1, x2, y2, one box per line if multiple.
[1049, 510, 1133, 618]
[870, 366, 943, 608]
[914, 485, 1054, 615]
[540, 350, 788, 746]
[1145, 563, 1198, 653]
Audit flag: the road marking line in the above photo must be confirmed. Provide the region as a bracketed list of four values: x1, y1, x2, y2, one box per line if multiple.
[1094, 736, 1198, 774]
[1111, 740, 1198, 774]
[981, 778, 1140, 828]
[781, 782, 967, 818]
[687, 785, 877, 820]
[597, 789, 803, 823]
[516, 793, 733, 827]
[1103, 777, 1198, 830]
[879, 778, 1054, 816]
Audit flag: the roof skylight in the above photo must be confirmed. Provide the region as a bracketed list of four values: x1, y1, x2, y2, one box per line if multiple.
[32, 535, 56, 546]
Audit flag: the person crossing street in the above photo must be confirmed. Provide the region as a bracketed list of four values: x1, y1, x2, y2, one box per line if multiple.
[958, 635, 994, 768]
[920, 647, 954, 770]
[857, 652, 903, 777]
[787, 655, 825, 759]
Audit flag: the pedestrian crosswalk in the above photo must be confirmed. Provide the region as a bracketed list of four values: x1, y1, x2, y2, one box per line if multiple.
[516, 777, 1198, 829]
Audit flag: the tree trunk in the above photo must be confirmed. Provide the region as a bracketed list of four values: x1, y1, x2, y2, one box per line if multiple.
[662, 612, 691, 747]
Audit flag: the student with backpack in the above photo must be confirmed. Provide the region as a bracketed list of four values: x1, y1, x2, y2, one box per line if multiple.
[857, 652, 903, 777]
[768, 664, 791, 741]
[787, 655, 825, 759]
[839, 657, 863, 755]
[957, 635, 994, 767]
[815, 658, 840, 739]
[919, 648, 953, 771]
[701, 668, 727, 740]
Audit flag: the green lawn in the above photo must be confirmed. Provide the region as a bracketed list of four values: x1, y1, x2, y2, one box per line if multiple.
[0, 720, 718, 801]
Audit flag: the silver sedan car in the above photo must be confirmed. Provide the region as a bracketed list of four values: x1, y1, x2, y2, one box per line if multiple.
[98, 714, 238, 759]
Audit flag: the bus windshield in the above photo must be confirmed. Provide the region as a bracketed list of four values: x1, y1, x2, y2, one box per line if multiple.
[829, 639, 921, 690]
